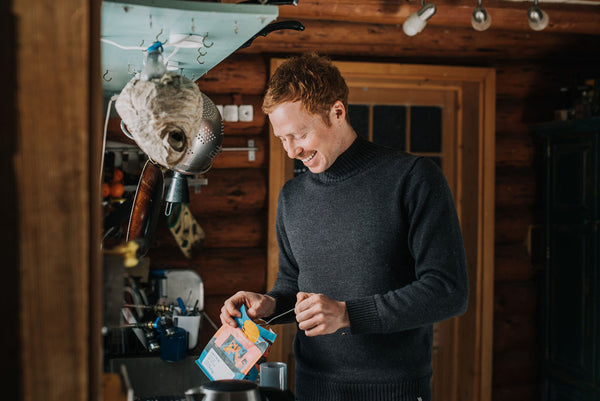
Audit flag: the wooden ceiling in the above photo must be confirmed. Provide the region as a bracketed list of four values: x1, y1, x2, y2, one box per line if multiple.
[218, 0, 600, 34]
[283, 0, 600, 33]
[213, 0, 600, 61]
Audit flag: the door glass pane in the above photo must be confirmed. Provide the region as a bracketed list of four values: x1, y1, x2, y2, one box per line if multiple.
[348, 104, 369, 140]
[373, 105, 406, 150]
[411, 106, 442, 152]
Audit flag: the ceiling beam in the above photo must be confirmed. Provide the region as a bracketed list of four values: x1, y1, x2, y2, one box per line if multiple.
[268, 0, 600, 35]
[238, 19, 600, 60]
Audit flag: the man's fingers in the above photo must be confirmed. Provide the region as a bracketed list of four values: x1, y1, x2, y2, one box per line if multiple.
[296, 291, 311, 303]
[225, 300, 242, 317]
[295, 292, 314, 313]
[220, 305, 238, 327]
[298, 312, 323, 330]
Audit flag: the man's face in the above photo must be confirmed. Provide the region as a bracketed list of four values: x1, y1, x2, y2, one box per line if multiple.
[269, 101, 347, 174]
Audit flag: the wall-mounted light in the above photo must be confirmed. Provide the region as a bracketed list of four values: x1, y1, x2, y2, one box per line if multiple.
[528, 0, 549, 31]
[471, 0, 492, 31]
[403, 0, 437, 36]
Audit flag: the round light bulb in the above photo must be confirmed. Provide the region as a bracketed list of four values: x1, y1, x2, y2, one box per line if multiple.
[471, 6, 491, 31]
[528, 6, 549, 31]
[403, 12, 427, 36]
[402, 3, 436, 36]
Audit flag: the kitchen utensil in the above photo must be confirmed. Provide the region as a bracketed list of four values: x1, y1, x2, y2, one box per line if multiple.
[185, 380, 261, 401]
[116, 73, 224, 175]
[166, 202, 205, 259]
[257, 308, 295, 326]
[126, 159, 164, 257]
[238, 20, 304, 50]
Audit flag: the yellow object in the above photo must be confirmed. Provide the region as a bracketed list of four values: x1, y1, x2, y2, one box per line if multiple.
[242, 320, 260, 343]
[104, 241, 139, 268]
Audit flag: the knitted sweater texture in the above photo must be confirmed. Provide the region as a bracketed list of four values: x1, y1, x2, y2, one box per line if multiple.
[267, 136, 468, 401]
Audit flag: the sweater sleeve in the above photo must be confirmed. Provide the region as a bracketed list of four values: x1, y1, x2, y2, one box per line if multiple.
[346, 157, 469, 334]
[264, 189, 299, 324]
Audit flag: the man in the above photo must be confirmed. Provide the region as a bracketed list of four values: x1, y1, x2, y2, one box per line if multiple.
[220, 53, 468, 401]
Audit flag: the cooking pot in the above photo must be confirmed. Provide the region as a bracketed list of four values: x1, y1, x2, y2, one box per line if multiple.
[185, 380, 295, 401]
[185, 380, 260, 401]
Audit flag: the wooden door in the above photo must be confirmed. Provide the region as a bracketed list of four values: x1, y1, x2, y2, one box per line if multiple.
[344, 86, 457, 400]
[268, 60, 495, 401]
[535, 122, 600, 401]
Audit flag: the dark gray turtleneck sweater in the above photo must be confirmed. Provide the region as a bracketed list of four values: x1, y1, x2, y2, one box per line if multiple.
[267, 136, 468, 401]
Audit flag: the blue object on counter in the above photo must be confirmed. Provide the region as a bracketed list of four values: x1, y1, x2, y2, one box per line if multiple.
[177, 297, 187, 315]
[160, 326, 188, 362]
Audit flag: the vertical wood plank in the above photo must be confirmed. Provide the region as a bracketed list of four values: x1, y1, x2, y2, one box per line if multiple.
[480, 69, 496, 401]
[266, 59, 296, 370]
[88, 0, 103, 400]
[13, 0, 98, 400]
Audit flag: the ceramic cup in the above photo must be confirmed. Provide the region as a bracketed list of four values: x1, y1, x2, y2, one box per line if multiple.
[259, 362, 287, 390]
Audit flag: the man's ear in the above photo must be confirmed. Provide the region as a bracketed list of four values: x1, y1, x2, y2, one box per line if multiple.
[331, 100, 346, 123]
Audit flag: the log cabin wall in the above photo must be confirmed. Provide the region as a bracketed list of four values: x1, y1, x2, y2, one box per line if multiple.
[108, 1, 600, 400]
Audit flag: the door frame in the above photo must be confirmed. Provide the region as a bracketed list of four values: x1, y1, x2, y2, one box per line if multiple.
[267, 59, 495, 401]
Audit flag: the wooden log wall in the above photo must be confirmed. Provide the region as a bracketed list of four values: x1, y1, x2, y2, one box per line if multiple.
[229, 5, 599, 398]
[111, 1, 600, 398]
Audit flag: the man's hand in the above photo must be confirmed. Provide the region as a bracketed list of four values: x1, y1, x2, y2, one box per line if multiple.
[294, 292, 350, 337]
[220, 291, 276, 327]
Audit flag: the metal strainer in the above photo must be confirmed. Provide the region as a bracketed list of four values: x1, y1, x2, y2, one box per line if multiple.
[115, 71, 224, 175]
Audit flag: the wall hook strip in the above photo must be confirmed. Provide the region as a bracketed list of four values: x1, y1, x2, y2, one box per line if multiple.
[196, 49, 206, 64]
[203, 33, 214, 48]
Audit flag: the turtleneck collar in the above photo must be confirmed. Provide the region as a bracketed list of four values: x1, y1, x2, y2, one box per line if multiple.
[312, 135, 380, 183]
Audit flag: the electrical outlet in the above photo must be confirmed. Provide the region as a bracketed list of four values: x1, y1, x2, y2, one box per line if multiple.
[238, 105, 253, 122]
[216, 105, 224, 118]
[223, 105, 238, 122]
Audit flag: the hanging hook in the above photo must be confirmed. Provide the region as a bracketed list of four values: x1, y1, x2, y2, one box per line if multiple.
[127, 64, 137, 75]
[139, 39, 145, 48]
[103, 69, 112, 82]
[196, 48, 206, 64]
[202, 33, 214, 48]
[191, 18, 196, 33]
[155, 28, 164, 43]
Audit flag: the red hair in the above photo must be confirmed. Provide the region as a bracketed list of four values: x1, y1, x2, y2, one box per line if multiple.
[262, 53, 349, 126]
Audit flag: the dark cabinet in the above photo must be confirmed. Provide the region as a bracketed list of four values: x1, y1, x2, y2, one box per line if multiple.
[533, 119, 600, 401]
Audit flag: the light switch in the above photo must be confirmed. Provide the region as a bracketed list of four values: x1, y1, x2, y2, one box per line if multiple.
[238, 105, 253, 122]
[216, 105, 224, 118]
[223, 105, 238, 122]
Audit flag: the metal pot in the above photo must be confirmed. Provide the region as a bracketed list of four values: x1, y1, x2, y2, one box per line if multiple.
[185, 380, 261, 401]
